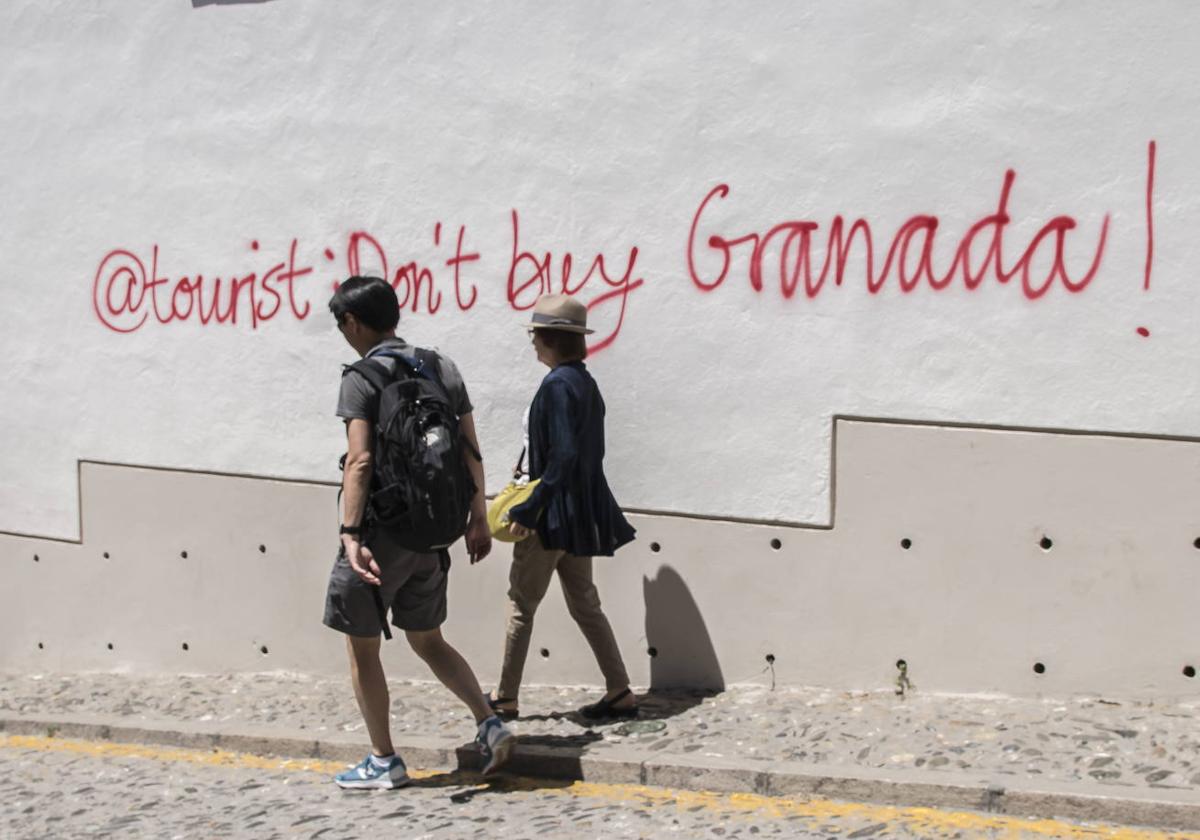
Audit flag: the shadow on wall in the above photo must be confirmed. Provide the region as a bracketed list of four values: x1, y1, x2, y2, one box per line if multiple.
[640, 565, 724, 717]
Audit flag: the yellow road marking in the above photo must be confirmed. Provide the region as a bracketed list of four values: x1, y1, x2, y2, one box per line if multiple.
[2, 734, 1195, 839]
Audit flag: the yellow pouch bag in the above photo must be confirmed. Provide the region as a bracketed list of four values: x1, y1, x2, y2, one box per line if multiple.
[487, 479, 541, 542]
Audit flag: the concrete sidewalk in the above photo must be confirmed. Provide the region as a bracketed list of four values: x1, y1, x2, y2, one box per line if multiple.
[2, 672, 1199, 832]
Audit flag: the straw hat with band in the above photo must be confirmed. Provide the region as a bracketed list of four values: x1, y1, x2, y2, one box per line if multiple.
[524, 294, 594, 334]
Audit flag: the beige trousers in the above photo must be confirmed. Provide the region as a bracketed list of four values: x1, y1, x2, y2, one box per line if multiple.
[497, 535, 630, 700]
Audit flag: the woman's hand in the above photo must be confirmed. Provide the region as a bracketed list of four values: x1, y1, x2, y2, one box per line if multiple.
[508, 521, 532, 540]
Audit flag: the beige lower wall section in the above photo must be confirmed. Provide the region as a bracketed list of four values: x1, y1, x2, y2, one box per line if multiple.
[3, 419, 1199, 700]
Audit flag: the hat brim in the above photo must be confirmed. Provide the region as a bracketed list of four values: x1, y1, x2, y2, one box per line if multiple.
[524, 322, 594, 335]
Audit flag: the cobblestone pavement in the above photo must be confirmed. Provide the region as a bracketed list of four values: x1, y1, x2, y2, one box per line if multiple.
[1, 734, 1185, 839]
[3, 672, 1199, 798]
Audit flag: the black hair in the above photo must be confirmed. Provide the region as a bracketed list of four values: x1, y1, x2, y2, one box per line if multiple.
[536, 328, 588, 361]
[328, 276, 400, 332]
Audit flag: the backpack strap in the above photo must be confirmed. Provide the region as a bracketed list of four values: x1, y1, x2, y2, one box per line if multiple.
[370, 349, 439, 385]
[345, 358, 393, 394]
[345, 345, 436, 392]
[371, 584, 393, 641]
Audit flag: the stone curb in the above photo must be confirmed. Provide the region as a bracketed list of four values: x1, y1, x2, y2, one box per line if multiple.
[3, 713, 1199, 832]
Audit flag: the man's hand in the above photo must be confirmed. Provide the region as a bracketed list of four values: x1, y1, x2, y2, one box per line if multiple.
[465, 513, 492, 564]
[343, 536, 381, 585]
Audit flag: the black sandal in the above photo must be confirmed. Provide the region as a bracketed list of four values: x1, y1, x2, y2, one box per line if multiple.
[579, 687, 638, 720]
[486, 693, 519, 721]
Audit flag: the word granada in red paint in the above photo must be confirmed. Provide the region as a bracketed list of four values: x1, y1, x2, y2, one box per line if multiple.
[687, 170, 1115, 301]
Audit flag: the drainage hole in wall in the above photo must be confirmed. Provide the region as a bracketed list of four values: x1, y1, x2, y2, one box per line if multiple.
[260, 645, 269, 655]
[539, 648, 550, 659]
[900, 538, 912, 550]
[1033, 662, 1046, 674]
[765, 653, 776, 664]
[1184, 665, 1197, 678]
[182, 643, 189, 652]
[1039, 536, 1053, 551]
[649, 542, 661, 553]
[770, 538, 782, 551]
[180, 551, 188, 559]
[37, 642, 44, 650]
[33, 554, 39, 563]
[896, 659, 907, 670]
[258, 544, 267, 554]
[647, 647, 658, 657]
[1194, 538, 1200, 550]
[103, 552, 110, 559]
[106, 643, 114, 651]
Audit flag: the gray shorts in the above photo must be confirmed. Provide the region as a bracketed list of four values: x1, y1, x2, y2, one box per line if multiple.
[322, 527, 448, 636]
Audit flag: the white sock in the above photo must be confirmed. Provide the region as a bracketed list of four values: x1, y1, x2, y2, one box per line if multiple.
[369, 753, 396, 768]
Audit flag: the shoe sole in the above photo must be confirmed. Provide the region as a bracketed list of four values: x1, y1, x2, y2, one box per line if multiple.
[335, 775, 412, 790]
[482, 733, 515, 776]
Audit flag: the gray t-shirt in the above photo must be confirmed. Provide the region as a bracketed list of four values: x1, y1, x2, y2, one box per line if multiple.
[337, 338, 472, 422]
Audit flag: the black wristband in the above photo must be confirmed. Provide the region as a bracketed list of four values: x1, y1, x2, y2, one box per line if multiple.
[339, 524, 363, 536]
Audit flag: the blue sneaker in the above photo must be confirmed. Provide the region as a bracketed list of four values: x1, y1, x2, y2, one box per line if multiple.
[476, 715, 515, 776]
[334, 753, 410, 790]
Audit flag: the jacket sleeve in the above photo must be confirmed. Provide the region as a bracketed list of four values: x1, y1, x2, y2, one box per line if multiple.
[509, 378, 578, 528]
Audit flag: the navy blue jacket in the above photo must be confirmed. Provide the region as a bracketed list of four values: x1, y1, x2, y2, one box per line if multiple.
[508, 362, 636, 557]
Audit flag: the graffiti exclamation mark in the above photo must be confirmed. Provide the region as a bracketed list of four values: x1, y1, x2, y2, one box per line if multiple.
[1137, 139, 1156, 339]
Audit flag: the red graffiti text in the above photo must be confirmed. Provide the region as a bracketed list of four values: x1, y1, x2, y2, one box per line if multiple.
[506, 210, 645, 353]
[344, 223, 480, 314]
[688, 170, 1112, 301]
[93, 240, 312, 334]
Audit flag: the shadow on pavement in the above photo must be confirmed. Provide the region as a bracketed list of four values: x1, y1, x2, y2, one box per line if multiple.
[407, 767, 575, 801]
[442, 563, 725, 800]
[520, 563, 725, 726]
[415, 732, 604, 803]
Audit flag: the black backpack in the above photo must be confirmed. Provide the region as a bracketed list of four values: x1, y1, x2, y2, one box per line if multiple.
[345, 349, 478, 553]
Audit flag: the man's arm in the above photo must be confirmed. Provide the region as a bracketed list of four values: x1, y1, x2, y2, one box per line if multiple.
[459, 412, 492, 564]
[341, 418, 381, 584]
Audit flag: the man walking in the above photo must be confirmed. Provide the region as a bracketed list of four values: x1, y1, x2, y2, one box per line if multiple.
[322, 275, 514, 789]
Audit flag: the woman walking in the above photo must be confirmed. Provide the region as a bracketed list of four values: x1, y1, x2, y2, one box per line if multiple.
[490, 294, 638, 720]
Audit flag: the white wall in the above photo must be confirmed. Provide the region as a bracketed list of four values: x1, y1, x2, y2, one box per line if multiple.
[3, 1, 1199, 539]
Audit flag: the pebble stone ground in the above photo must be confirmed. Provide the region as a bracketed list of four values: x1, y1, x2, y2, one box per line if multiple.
[2, 672, 1199, 797]
[1, 735, 1186, 839]
[0, 738, 812, 840]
